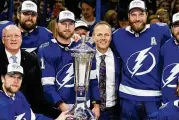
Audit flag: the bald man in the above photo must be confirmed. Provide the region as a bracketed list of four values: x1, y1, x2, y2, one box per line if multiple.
[0, 24, 48, 115]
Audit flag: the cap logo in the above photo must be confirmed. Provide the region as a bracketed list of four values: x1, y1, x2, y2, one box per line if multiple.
[12, 64, 21, 70]
[132, 1, 142, 6]
[63, 12, 72, 17]
[25, 3, 35, 9]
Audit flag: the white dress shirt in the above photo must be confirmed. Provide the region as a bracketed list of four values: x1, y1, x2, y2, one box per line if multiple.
[5, 49, 21, 64]
[96, 48, 116, 107]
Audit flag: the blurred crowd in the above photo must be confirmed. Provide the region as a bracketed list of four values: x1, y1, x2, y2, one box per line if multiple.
[1, 0, 178, 35]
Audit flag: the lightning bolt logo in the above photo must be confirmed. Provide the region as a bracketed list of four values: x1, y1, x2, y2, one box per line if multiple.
[57, 64, 74, 89]
[15, 113, 26, 120]
[131, 47, 152, 77]
[126, 47, 156, 77]
[163, 64, 179, 88]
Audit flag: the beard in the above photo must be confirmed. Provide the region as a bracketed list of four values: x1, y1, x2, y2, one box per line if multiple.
[5, 85, 20, 95]
[57, 30, 74, 39]
[129, 20, 146, 33]
[19, 18, 37, 31]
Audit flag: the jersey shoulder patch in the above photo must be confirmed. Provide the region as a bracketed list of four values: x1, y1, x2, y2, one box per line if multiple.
[156, 22, 167, 26]
[39, 42, 50, 48]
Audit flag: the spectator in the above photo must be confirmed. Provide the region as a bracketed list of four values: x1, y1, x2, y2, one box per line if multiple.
[156, 8, 170, 24]
[148, 14, 160, 24]
[117, 9, 129, 28]
[104, 10, 118, 31]
[80, 0, 97, 36]
[75, 20, 89, 37]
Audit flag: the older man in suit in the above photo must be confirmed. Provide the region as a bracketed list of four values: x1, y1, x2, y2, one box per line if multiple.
[0, 24, 51, 115]
[92, 21, 121, 120]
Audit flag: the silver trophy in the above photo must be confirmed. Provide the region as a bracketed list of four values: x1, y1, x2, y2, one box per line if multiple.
[68, 36, 96, 120]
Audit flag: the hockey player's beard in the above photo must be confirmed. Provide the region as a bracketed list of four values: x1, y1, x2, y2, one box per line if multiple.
[19, 20, 37, 31]
[129, 20, 146, 33]
[5, 85, 20, 95]
[58, 31, 74, 40]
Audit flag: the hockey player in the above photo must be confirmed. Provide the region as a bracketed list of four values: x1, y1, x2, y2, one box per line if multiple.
[0, 63, 73, 120]
[112, 0, 171, 119]
[16, 0, 53, 54]
[160, 12, 179, 103]
[37, 10, 100, 118]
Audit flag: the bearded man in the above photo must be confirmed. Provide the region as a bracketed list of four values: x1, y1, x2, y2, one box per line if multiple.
[16, 0, 53, 54]
[37, 10, 101, 119]
[111, 0, 172, 119]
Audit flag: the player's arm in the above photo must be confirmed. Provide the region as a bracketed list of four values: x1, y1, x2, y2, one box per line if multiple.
[37, 46, 63, 107]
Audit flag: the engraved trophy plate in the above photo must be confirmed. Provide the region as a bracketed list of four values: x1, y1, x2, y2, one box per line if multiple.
[68, 36, 96, 120]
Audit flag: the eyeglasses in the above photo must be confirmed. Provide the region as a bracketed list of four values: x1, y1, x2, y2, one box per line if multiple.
[3, 35, 21, 39]
[22, 12, 37, 17]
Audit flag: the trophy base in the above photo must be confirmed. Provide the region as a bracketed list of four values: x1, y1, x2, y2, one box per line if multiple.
[67, 105, 96, 120]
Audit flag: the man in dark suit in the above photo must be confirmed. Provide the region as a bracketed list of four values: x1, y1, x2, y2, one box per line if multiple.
[0, 24, 45, 114]
[92, 21, 121, 120]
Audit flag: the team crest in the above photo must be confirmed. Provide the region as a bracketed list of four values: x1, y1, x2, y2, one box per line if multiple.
[162, 63, 179, 88]
[126, 47, 156, 77]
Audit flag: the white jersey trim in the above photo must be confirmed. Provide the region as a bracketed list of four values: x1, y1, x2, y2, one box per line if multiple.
[41, 77, 55, 85]
[119, 84, 161, 96]
[30, 109, 36, 120]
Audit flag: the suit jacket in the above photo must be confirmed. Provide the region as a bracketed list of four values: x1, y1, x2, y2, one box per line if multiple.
[0, 49, 44, 113]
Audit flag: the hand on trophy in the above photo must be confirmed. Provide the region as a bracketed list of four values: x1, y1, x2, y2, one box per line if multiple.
[59, 102, 72, 112]
[92, 104, 100, 119]
[55, 111, 73, 120]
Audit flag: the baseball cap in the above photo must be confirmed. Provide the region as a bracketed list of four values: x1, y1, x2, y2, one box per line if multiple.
[20, 1, 37, 13]
[75, 20, 89, 30]
[129, 0, 146, 12]
[5, 63, 24, 75]
[172, 12, 179, 25]
[57, 10, 75, 22]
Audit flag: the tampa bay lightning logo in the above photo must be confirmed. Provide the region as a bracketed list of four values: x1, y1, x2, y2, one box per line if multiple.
[126, 47, 156, 77]
[162, 63, 179, 88]
[56, 63, 74, 89]
[15, 113, 26, 120]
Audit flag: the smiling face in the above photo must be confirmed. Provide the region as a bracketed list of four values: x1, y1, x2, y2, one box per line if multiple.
[17, 11, 37, 31]
[172, 23, 179, 42]
[128, 8, 147, 33]
[92, 23, 112, 53]
[2, 25, 22, 54]
[56, 20, 75, 40]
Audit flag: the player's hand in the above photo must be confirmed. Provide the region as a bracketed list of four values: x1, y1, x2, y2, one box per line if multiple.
[58, 102, 71, 112]
[55, 111, 73, 120]
[72, 33, 81, 42]
[92, 104, 100, 119]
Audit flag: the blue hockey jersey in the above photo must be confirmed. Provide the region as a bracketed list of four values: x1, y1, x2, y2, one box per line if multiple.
[0, 90, 53, 120]
[21, 26, 53, 53]
[160, 37, 179, 104]
[37, 39, 100, 106]
[112, 23, 171, 101]
[157, 100, 179, 120]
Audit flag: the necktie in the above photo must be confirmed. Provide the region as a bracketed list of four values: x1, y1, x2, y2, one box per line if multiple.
[99, 55, 106, 110]
[11, 56, 17, 63]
